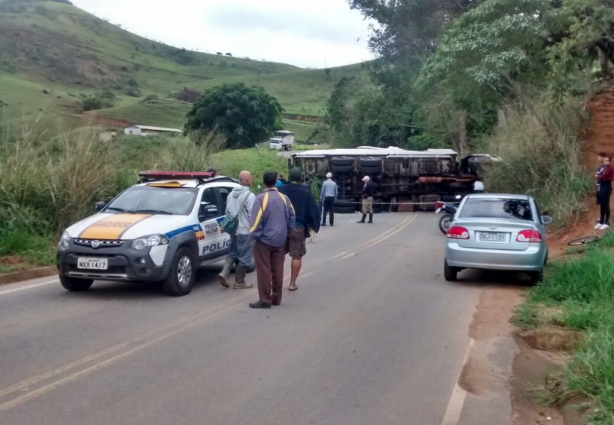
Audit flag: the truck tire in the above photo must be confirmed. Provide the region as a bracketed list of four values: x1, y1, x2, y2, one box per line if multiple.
[444, 260, 458, 282]
[360, 164, 383, 174]
[332, 164, 354, 174]
[331, 157, 354, 167]
[162, 246, 196, 296]
[59, 276, 94, 292]
[334, 197, 355, 207]
[360, 158, 382, 167]
[335, 205, 356, 214]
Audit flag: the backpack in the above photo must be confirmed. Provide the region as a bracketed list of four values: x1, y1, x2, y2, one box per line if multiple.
[220, 193, 250, 237]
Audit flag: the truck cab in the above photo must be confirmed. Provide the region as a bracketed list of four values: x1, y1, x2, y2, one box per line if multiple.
[269, 131, 294, 151]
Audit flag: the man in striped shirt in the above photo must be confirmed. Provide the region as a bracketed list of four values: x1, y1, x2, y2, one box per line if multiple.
[248, 172, 295, 309]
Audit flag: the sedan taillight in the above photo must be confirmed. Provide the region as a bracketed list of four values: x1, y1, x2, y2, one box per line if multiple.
[517, 230, 542, 243]
[447, 226, 470, 240]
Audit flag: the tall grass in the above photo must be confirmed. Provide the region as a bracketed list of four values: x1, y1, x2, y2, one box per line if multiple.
[0, 125, 288, 264]
[520, 236, 614, 422]
[485, 94, 591, 225]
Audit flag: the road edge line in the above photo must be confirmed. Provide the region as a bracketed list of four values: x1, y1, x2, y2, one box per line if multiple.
[441, 338, 475, 425]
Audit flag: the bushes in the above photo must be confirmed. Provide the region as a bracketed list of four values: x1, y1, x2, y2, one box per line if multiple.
[81, 95, 113, 111]
[484, 93, 591, 225]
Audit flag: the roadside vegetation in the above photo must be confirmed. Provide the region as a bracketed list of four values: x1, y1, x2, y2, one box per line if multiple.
[0, 125, 287, 269]
[515, 234, 614, 423]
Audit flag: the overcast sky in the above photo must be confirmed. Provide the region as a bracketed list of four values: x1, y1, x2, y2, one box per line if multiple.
[70, 0, 375, 69]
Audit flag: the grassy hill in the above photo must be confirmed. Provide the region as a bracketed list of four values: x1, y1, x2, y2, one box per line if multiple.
[0, 0, 364, 136]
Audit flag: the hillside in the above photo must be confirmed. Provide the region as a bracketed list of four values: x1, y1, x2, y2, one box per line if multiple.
[0, 0, 364, 134]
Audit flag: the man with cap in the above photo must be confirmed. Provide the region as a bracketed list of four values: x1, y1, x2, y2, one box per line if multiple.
[320, 172, 338, 227]
[278, 167, 321, 291]
[358, 176, 378, 224]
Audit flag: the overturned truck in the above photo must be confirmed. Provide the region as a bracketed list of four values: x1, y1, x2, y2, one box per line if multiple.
[290, 147, 498, 213]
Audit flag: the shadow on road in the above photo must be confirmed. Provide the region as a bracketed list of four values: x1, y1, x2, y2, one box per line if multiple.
[56, 266, 225, 300]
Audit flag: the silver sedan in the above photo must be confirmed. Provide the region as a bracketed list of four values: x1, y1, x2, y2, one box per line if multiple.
[444, 194, 551, 283]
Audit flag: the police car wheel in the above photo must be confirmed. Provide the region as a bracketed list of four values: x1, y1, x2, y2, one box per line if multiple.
[59, 276, 94, 292]
[162, 247, 196, 296]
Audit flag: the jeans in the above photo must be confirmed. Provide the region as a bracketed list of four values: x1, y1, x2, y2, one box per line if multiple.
[599, 185, 612, 225]
[322, 197, 335, 225]
[230, 234, 253, 267]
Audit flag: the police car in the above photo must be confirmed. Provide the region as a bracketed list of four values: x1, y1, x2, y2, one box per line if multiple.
[57, 171, 253, 296]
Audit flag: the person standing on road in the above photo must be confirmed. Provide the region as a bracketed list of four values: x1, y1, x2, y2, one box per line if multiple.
[358, 176, 378, 224]
[219, 171, 256, 290]
[249, 172, 295, 309]
[320, 172, 338, 227]
[596, 156, 613, 230]
[279, 167, 321, 291]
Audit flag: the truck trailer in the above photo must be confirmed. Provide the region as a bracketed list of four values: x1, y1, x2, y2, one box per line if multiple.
[290, 146, 499, 213]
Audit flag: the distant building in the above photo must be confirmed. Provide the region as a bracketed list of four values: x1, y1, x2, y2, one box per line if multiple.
[124, 125, 183, 137]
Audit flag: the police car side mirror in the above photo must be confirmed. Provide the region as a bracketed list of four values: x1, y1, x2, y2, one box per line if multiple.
[199, 203, 219, 221]
[95, 201, 107, 212]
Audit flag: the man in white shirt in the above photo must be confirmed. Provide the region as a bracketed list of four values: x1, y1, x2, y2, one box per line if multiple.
[320, 172, 338, 226]
[219, 170, 256, 289]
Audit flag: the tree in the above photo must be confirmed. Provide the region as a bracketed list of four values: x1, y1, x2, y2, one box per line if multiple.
[185, 83, 284, 148]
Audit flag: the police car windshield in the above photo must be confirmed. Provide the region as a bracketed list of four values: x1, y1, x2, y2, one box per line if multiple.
[107, 187, 198, 216]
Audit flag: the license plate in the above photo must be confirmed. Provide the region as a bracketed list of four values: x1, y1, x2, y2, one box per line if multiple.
[77, 258, 108, 270]
[478, 232, 506, 242]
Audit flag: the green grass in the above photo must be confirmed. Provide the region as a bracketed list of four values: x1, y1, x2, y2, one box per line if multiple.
[210, 148, 287, 191]
[517, 235, 614, 422]
[199, 64, 364, 116]
[0, 0, 364, 137]
[89, 99, 192, 128]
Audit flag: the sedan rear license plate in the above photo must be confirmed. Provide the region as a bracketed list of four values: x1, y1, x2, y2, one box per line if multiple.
[77, 258, 108, 270]
[478, 232, 506, 242]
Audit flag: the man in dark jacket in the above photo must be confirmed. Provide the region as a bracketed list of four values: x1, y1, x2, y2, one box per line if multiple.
[279, 168, 321, 291]
[358, 176, 378, 224]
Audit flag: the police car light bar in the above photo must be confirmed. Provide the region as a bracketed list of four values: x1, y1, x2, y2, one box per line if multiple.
[139, 171, 216, 180]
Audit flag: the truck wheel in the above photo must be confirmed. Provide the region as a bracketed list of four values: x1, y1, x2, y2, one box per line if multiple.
[444, 260, 458, 282]
[335, 205, 356, 214]
[360, 165, 383, 174]
[360, 158, 382, 167]
[331, 157, 354, 167]
[59, 276, 94, 292]
[439, 214, 453, 235]
[332, 164, 354, 173]
[162, 247, 196, 296]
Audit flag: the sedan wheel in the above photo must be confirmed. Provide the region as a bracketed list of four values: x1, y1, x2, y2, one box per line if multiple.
[444, 260, 458, 282]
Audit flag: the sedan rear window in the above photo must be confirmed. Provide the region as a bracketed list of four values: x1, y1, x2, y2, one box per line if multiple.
[459, 198, 533, 221]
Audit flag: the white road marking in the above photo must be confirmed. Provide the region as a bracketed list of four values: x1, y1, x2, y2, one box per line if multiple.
[0, 279, 59, 296]
[441, 338, 475, 425]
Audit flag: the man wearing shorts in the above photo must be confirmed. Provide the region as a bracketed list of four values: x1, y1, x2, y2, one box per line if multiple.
[278, 167, 321, 291]
[358, 176, 378, 224]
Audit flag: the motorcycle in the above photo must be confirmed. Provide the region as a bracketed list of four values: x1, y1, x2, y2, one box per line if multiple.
[435, 195, 462, 235]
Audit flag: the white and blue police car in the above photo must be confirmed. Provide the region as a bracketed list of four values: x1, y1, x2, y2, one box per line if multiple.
[57, 171, 253, 296]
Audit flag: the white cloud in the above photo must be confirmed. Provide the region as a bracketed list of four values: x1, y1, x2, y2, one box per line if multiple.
[70, 0, 375, 68]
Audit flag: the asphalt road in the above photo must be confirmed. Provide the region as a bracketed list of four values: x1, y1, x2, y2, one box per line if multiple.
[0, 213, 498, 425]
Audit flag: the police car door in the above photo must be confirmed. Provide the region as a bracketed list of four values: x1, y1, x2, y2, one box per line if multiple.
[197, 187, 226, 261]
[213, 186, 234, 256]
